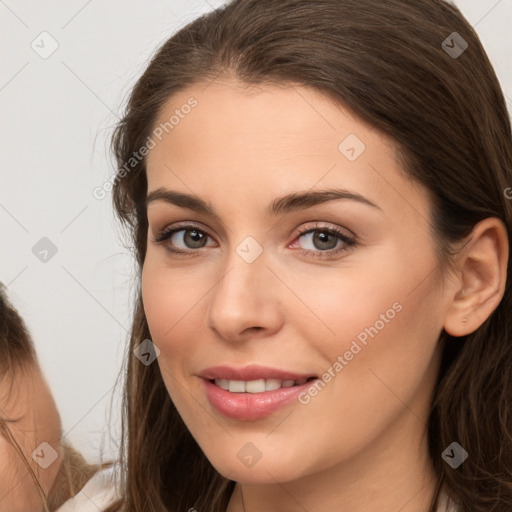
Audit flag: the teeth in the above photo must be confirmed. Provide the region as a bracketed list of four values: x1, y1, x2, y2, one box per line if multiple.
[228, 380, 245, 393]
[216, 379, 229, 390]
[265, 379, 281, 391]
[245, 379, 265, 393]
[214, 378, 311, 393]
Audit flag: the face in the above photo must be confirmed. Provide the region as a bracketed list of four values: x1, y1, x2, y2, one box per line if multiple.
[142, 78, 454, 484]
[0, 363, 62, 512]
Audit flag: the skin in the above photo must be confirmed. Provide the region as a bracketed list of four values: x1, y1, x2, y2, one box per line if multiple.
[142, 77, 508, 512]
[0, 362, 63, 512]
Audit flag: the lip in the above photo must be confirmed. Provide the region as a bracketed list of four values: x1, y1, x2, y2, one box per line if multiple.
[198, 364, 316, 381]
[198, 365, 318, 421]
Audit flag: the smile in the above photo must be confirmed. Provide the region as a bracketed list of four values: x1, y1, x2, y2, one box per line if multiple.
[213, 378, 313, 393]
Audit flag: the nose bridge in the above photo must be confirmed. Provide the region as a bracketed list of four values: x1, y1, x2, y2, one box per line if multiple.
[206, 233, 281, 338]
[213, 234, 268, 308]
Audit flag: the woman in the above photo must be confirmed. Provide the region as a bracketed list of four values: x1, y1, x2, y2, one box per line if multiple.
[0, 284, 118, 511]
[107, 0, 512, 510]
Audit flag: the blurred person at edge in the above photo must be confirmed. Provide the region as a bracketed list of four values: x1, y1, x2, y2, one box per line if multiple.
[0, 285, 118, 512]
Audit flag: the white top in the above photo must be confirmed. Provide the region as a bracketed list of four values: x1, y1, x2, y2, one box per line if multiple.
[55, 464, 121, 512]
[437, 489, 460, 512]
[55, 467, 459, 512]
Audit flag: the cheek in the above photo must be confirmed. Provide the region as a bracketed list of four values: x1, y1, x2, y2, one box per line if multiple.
[141, 257, 205, 344]
[286, 279, 442, 472]
[315, 277, 442, 430]
[296, 246, 444, 406]
[315, 242, 441, 350]
[141, 256, 218, 398]
[287, 258, 409, 361]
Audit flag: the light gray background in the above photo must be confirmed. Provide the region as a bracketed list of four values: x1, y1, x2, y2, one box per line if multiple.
[1, 0, 511, 463]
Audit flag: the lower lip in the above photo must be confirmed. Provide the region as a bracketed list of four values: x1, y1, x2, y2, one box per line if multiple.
[202, 378, 317, 421]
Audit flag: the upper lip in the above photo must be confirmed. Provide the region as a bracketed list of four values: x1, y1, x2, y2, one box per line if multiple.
[198, 364, 317, 381]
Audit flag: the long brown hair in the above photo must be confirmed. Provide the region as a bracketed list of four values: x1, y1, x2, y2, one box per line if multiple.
[108, 1, 512, 510]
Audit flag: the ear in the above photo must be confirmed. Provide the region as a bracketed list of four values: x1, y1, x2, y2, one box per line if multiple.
[443, 217, 509, 337]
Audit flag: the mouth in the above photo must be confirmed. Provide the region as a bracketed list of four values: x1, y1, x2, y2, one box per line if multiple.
[199, 366, 319, 421]
[209, 376, 317, 393]
[203, 377, 318, 420]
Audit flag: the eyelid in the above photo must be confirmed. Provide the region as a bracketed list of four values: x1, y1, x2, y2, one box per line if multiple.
[289, 223, 357, 258]
[291, 221, 356, 241]
[152, 221, 216, 245]
[152, 220, 357, 259]
[153, 220, 354, 240]
[153, 219, 211, 235]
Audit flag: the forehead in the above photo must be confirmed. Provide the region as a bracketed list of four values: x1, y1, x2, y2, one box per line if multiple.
[149, 78, 392, 158]
[145, 78, 430, 224]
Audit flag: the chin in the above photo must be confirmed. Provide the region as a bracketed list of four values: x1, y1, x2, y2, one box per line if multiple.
[206, 450, 308, 484]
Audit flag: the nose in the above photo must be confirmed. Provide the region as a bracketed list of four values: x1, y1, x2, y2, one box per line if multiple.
[206, 245, 283, 342]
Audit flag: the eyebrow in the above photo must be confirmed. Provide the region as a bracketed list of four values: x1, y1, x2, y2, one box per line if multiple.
[145, 187, 382, 217]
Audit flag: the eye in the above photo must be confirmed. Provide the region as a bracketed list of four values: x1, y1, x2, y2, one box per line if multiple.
[152, 221, 356, 260]
[292, 223, 356, 259]
[153, 224, 215, 255]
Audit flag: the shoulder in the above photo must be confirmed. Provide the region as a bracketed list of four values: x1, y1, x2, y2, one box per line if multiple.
[55, 463, 122, 512]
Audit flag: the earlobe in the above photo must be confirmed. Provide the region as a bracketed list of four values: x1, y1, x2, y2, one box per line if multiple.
[443, 217, 509, 337]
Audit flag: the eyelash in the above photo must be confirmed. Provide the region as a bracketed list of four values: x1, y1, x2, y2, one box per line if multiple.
[152, 222, 357, 260]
